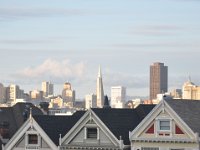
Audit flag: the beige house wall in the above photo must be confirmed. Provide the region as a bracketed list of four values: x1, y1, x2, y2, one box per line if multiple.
[131, 142, 199, 150]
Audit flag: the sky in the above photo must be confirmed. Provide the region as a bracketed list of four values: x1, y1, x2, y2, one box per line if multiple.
[0, 0, 200, 99]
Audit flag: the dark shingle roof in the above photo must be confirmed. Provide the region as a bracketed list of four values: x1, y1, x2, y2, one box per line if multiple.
[0, 102, 43, 141]
[92, 104, 155, 145]
[34, 111, 86, 146]
[165, 99, 200, 134]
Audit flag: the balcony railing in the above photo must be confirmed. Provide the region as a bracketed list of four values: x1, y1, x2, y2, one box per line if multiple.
[25, 145, 40, 149]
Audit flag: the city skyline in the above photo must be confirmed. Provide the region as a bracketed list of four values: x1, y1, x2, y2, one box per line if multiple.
[0, 0, 200, 98]
[150, 62, 168, 100]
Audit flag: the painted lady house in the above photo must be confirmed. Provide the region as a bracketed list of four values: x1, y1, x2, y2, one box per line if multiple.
[3, 104, 154, 150]
[129, 99, 200, 150]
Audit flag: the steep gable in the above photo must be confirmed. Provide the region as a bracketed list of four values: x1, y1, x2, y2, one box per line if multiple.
[0, 102, 43, 143]
[92, 105, 155, 145]
[4, 116, 57, 150]
[130, 100, 198, 143]
[61, 109, 124, 149]
[33, 111, 85, 145]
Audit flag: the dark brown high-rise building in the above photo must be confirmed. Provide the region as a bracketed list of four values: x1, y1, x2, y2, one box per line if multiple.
[150, 62, 168, 100]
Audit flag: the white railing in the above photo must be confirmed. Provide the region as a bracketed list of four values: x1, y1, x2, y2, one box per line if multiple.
[25, 145, 40, 149]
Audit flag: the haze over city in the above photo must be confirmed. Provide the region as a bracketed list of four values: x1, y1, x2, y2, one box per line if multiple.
[0, 0, 200, 98]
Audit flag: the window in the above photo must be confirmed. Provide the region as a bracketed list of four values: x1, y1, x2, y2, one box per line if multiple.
[87, 128, 97, 139]
[141, 147, 159, 150]
[159, 120, 170, 130]
[28, 134, 38, 144]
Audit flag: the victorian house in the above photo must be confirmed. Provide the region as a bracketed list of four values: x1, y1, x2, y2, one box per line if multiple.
[129, 99, 200, 150]
[3, 105, 155, 150]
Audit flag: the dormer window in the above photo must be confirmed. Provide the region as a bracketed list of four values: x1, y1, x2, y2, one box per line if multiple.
[159, 120, 170, 131]
[28, 134, 38, 144]
[25, 131, 41, 149]
[87, 128, 97, 139]
[156, 118, 172, 137]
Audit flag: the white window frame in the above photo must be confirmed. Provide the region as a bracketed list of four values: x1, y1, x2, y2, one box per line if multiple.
[84, 124, 99, 140]
[159, 120, 170, 131]
[86, 128, 98, 139]
[25, 130, 41, 149]
[156, 118, 172, 137]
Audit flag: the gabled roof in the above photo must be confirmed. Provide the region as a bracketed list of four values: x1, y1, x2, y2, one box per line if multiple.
[0, 102, 43, 140]
[165, 99, 200, 134]
[92, 104, 155, 145]
[34, 111, 86, 145]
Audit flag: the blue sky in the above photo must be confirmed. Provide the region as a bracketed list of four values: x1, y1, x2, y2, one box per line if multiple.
[0, 0, 200, 99]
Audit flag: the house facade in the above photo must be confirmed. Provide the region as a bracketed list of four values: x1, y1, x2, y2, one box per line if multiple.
[129, 99, 200, 150]
[3, 105, 155, 150]
[4, 99, 200, 150]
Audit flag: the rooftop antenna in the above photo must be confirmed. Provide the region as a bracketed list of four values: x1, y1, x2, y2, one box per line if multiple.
[29, 107, 33, 129]
[59, 134, 62, 146]
[29, 107, 32, 119]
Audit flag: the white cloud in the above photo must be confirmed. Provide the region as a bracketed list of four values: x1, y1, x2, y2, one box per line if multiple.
[18, 58, 86, 79]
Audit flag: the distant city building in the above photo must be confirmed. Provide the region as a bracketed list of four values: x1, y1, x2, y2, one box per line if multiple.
[49, 96, 64, 108]
[41, 81, 54, 97]
[150, 62, 168, 100]
[126, 99, 142, 108]
[0, 83, 6, 103]
[62, 82, 75, 108]
[182, 80, 200, 100]
[8, 84, 24, 103]
[85, 93, 97, 109]
[111, 86, 126, 108]
[73, 101, 85, 110]
[48, 108, 75, 116]
[30, 90, 44, 100]
[143, 93, 172, 105]
[170, 89, 182, 99]
[15, 98, 27, 103]
[96, 66, 104, 108]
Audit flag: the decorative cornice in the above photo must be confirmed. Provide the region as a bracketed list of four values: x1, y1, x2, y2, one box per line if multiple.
[131, 138, 197, 143]
[60, 145, 121, 150]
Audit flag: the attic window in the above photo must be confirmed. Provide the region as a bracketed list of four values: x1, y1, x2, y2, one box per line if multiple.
[87, 128, 97, 139]
[159, 120, 170, 131]
[28, 134, 38, 144]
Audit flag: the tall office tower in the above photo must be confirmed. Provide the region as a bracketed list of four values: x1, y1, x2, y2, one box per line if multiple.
[62, 82, 75, 108]
[150, 62, 168, 100]
[8, 84, 24, 103]
[42, 81, 54, 97]
[111, 86, 126, 108]
[96, 66, 104, 108]
[85, 94, 97, 109]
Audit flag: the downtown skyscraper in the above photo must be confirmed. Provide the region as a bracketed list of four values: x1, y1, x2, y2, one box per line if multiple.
[41, 81, 54, 97]
[150, 62, 168, 100]
[96, 66, 104, 108]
